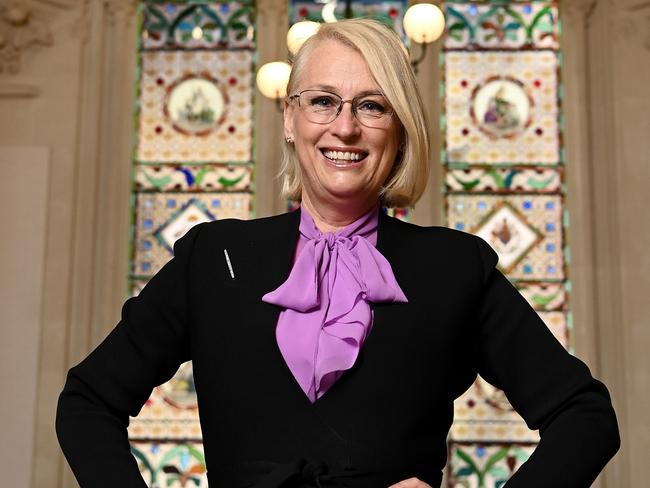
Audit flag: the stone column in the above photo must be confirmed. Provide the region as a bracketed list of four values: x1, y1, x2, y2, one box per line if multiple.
[254, 0, 288, 217]
[563, 0, 650, 486]
[409, 0, 443, 227]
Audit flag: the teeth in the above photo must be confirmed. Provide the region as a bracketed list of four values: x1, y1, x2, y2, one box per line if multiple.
[323, 150, 365, 161]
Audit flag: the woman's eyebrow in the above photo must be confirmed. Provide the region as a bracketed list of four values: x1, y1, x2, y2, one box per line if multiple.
[308, 85, 384, 97]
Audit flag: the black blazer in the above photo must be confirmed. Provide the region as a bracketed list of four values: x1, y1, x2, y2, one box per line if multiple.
[56, 210, 619, 487]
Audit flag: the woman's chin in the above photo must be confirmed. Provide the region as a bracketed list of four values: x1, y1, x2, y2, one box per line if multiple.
[315, 183, 378, 205]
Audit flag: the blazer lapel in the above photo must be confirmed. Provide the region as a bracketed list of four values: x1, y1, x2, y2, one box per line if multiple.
[247, 209, 301, 297]
[376, 210, 410, 290]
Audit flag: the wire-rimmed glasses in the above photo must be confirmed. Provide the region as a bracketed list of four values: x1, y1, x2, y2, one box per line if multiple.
[288, 89, 394, 128]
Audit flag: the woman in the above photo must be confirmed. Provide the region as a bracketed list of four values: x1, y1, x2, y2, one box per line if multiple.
[57, 19, 619, 488]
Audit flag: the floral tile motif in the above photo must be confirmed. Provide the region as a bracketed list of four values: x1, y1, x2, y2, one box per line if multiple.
[452, 376, 539, 443]
[138, 50, 253, 163]
[445, 166, 562, 193]
[445, 1, 559, 50]
[444, 51, 559, 165]
[130, 441, 207, 488]
[515, 282, 566, 311]
[143, 1, 255, 50]
[129, 361, 202, 441]
[135, 164, 253, 192]
[448, 442, 535, 488]
[446, 195, 564, 280]
[133, 192, 251, 277]
[291, 0, 408, 41]
[473, 201, 543, 274]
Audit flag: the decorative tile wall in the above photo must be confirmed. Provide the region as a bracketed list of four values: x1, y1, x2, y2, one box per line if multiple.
[129, 2, 256, 484]
[442, 1, 565, 485]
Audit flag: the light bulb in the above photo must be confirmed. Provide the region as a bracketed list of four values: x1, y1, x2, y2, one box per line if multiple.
[286, 21, 320, 55]
[256, 62, 292, 99]
[403, 3, 445, 44]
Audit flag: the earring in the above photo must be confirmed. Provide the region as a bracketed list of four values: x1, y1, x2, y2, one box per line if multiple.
[286, 136, 294, 143]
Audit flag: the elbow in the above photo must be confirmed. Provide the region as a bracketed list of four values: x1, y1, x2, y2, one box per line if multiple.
[604, 403, 621, 460]
[55, 374, 76, 454]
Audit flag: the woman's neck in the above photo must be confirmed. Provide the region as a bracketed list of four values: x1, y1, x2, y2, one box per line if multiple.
[300, 193, 379, 234]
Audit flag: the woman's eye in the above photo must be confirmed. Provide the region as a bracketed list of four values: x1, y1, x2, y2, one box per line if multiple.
[358, 100, 386, 113]
[310, 96, 336, 108]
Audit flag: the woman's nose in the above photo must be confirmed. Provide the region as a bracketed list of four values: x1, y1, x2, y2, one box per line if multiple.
[329, 102, 361, 138]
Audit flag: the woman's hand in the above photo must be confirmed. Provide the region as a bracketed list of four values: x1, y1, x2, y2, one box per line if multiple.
[388, 478, 432, 488]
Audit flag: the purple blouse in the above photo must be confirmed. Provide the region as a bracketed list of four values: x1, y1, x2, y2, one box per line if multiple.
[262, 205, 408, 402]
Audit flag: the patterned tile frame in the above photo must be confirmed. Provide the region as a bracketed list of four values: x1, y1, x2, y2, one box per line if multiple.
[138, 49, 253, 163]
[142, 1, 255, 50]
[442, 0, 569, 478]
[444, 50, 559, 165]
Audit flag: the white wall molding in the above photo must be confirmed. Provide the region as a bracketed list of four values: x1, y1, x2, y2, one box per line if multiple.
[0, 0, 78, 76]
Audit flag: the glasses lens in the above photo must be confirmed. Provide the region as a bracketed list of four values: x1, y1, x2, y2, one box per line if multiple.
[300, 91, 341, 124]
[353, 95, 392, 128]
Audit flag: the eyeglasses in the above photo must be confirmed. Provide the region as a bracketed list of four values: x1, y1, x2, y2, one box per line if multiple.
[288, 89, 394, 128]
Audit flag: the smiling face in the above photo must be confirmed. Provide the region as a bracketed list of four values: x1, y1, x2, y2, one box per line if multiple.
[284, 40, 402, 215]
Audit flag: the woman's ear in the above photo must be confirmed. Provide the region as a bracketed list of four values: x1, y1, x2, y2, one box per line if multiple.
[283, 100, 295, 143]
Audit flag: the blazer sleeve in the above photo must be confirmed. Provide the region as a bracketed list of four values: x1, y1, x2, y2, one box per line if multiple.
[473, 236, 620, 487]
[56, 223, 204, 488]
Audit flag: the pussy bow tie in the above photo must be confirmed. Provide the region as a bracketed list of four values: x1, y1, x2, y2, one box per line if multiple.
[262, 208, 407, 402]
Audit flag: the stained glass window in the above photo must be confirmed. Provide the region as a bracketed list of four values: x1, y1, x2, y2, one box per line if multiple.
[128, 1, 256, 485]
[441, 1, 566, 485]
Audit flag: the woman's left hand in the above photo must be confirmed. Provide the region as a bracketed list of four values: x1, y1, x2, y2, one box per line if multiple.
[388, 478, 432, 488]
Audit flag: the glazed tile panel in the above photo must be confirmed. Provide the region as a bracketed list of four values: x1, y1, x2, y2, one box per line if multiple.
[135, 163, 253, 192]
[445, 1, 559, 50]
[133, 192, 251, 278]
[137, 49, 253, 163]
[448, 442, 536, 487]
[131, 441, 208, 488]
[446, 195, 565, 280]
[142, 1, 255, 50]
[129, 361, 202, 440]
[445, 166, 562, 194]
[444, 50, 559, 165]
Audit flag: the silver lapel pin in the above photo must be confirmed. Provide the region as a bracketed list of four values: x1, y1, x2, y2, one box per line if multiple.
[223, 249, 235, 279]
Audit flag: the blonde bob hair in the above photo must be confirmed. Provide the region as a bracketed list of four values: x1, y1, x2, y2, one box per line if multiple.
[280, 18, 430, 208]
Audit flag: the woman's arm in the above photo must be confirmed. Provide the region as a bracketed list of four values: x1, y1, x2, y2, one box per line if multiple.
[473, 237, 620, 487]
[56, 223, 204, 487]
